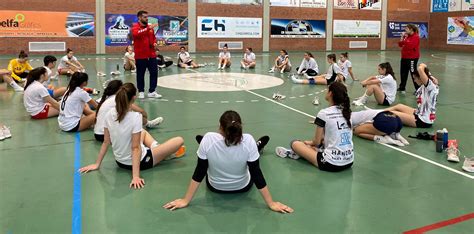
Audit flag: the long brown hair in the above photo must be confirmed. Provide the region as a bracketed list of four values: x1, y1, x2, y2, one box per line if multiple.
[406, 24, 419, 34]
[96, 80, 123, 117]
[24, 67, 47, 90]
[219, 110, 243, 146]
[379, 62, 396, 80]
[328, 82, 351, 128]
[115, 83, 137, 123]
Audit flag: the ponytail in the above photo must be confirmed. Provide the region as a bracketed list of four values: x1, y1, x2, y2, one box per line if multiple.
[18, 50, 28, 59]
[61, 72, 89, 111]
[114, 83, 137, 123]
[96, 80, 123, 117]
[219, 110, 243, 146]
[379, 62, 396, 80]
[24, 67, 47, 90]
[341, 52, 349, 58]
[305, 52, 314, 58]
[327, 53, 336, 63]
[328, 82, 352, 128]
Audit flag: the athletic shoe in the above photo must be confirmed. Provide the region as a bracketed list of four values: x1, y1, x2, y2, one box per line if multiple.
[390, 133, 410, 145]
[291, 75, 300, 84]
[256, 136, 270, 153]
[397, 88, 406, 94]
[164, 146, 187, 161]
[158, 65, 166, 68]
[275, 147, 300, 160]
[272, 93, 286, 100]
[97, 72, 106, 77]
[147, 92, 162, 99]
[446, 140, 460, 163]
[2, 126, 12, 139]
[131, 69, 137, 73]
[280, 69, 284, 74]
[92, 89, 100, 96]
[462, 157, 474, 173]
[374, 135, 404, 147]
[312, 96, 320, 105]
[195, 135, 203, 144]
[0, 130, 5, 141]
[353, 96, 367, 106]
[110, 71, 121, 76]
[146, 117, 164, 128]
[138, 92, 145, 99]
[12, 84, 24, 92]
[268, 68, 275, 73]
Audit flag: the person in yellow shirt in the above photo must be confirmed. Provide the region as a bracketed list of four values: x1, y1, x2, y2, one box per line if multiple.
[8, 50, 33, 83]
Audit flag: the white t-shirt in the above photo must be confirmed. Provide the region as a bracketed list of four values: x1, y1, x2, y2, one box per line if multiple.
[219, 51, 231, 59]
[377, 74, 397, 104]
[314, 106, 354, 166]
[24, 80, 50, 116]
[94, 95, 116, 135]
[243, 52, 256, 63]
[197, 132, 259, 191]
[58, 87, 91, 131]
[298, 57, 319, 74]
[58, 55, 78, 69]
[124, 52, 135, 65]
[277, 55, 291, 67]
[105, 109, 147, 165]
[178, 52, 192, 63]
[325, 63, 343, 80]
[338, 60, 352, 79]
[415, 79, 439, 124]
[42, 66, 53, 87]
[351, 109, 383, 127]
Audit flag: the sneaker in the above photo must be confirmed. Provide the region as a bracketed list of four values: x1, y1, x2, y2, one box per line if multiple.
[397, 88, 406, 95]
[268, 68, 275, 73]
[374, 135, 404, 147]
[158, 64, 166, 68]
[312, 96, 320, 105]
[164, 146, 187, 161]
[138, 92, 145, 99]
[446, 140, 460, 162]
[146, 117, 164, 128]
[256, 136, 270, 153]
[280, 69, 284, 74]
[97, 72, 106, 77]
[390, 133, 410, 145]
[147, 91, 162, 99]
[195, 135, 203, 144]
[13, 85, 24, 92]
[110, 71, 121, 76]
[0, 130, 4, 141]
[92, 89, 100, 96]
[272, 93, 286, 100]
[275, 147, 300, 160]
[462, 157, 474, 173]
[352, 96, 367, 106]
[291, 75, 300, 84]
[131, 69, 137, 73]
[2, 126, 12, 139]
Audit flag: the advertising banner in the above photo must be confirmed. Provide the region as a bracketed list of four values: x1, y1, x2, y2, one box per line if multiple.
[447, 16, 474, 45]
[333, 20, 381, 38]
[271, 19, 326, 38]
[270, 0, 301, 7]
[359, 0, 382, 10]
[197, 16, 262, 38]
[462, 0, 474, 10]
[334, 0, 358, 9]
[387, 22, 429, 38]
[198, 0, 262, 4]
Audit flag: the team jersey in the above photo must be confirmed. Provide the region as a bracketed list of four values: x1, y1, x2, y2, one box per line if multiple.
[243, 52, 256, 63]
[338, 60, 352, 79]
[7, 58, 33, 81]
[58, 55, 78, 69]
[376, 74, 397, 104]
[297, 57, 319, 74]
[178, 52, 192, 63]
[277, 55, 291, 67]
[219, 51, 231, 59]
[415, 79, 439, 124]
[124, 52, 135, 65]
[325, 63, 343, 80]
[314, 106, 354, 166]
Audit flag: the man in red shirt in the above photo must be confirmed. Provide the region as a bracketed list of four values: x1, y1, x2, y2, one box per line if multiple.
[398, 24, 420, 94]
[132, 10, 161, 99]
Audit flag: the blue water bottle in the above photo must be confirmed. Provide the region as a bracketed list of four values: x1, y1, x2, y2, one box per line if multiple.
[442, 128, 448, 148]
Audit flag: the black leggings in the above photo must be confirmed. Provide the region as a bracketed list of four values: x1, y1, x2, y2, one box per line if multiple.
[206, 176, 253, 194]
[399, 58, 419, 91]
[158, 61, 173, 68]
[297, 68, 318, 76]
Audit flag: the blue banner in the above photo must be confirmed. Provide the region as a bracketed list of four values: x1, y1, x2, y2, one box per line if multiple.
[432, 0, 449, 12]
[105, 14, 188, 47]
[270, 19, 326, 38]
[387, 22, 429, 39]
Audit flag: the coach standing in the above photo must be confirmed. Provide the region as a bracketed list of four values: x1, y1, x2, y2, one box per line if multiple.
[132, 10, 161, 99]
[398, 24, 420, 94]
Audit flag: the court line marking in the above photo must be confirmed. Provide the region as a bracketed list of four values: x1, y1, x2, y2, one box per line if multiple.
[431, 54, 474, 63]
[245, 89, 474, 180]
[72, 133, 82, 234]
[403, 213, 474, 234]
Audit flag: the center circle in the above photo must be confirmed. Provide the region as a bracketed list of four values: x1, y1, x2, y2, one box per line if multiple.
[157, 72, 284, 92]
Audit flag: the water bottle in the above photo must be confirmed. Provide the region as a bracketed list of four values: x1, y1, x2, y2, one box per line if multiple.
[436, 130, 444, 153]
[442, 128, 449, 148]
[116, 64, 120, 71]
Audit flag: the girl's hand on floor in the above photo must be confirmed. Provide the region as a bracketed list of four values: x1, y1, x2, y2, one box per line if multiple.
[269, 202, 294, 214]
[163, 199, 189, 211]
[130, 177, 145, 189]
[78, 164, 99, 174]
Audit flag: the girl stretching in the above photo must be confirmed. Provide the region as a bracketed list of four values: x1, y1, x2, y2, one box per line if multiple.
[94, 80, 164, 142]
[353, 62, 397, 106]
[218, 44, 231, 70]
[178, 47, 200, 68]
[7, 50, 33, 83]
[241, 47, 256, 69]
[123, 45, 136, 72]
[386, 63, 439, 128]
[275, 82, 354, 172]
[57, 48, 85, 75]
[291, 54, 343, 85]
[338, 52, 357, 81]
[58, 72, 97, 132]
[268, 50, 291, 74]
[23, 67, 61, 119]
[295, 52, 319, 76]
[79, 83, 186, 189]
[163, 110, 293, 213]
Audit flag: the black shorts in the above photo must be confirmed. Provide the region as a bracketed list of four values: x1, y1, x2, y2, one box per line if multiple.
[373, 111, 403, 134]
[317, 152, 353, 172]
[18, 72, 29, 78]
[206, 176, 253, 194]
[414, 114, 433, 128]
[326, 76, 336, 86]
[381, 94, 391, 106]
[115, 149, 154, 171]
[66, 121, 80, 133]
[184, 61, 193, 66]
[94, 134, 104, 142]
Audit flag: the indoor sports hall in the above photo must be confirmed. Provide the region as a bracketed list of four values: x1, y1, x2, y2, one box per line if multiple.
[1, 1, 473, 233]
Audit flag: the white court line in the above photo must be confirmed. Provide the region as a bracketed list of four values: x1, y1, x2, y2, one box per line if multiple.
[431, 54, 473, 63]
[245, 89, 474, 180]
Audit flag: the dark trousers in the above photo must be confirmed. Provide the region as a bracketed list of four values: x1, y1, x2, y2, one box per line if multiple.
[399, 58, 419, 91]
[158, 60, 173, 68]
[136, 58, 158, 93]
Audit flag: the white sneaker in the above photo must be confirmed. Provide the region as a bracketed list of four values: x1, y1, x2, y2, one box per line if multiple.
[291, 75, 300, 84]
[446, 140, 460, 163]
[462, 157, 474, 173]
[97, 72, 106, 77]
[390, 133, 410, 145]
[138, 92, 145, 99]
[272, 93, 286, 100]
[268, 68, 275, 73]
[2, 126, 12, 138]
[146, 117, 164, 128]
[0, 130, 4, 141]
[280, 69, 284, 74]
[12, 84, 24, 92]
[131, 69, 137, 73]
[352, 97, 367, 106]
[275, 147, 300, 160]
[312, 97, 320, 105]
[158, 65, 166, 68]
[110, 71, 121, 76]
[375, 135, 404, 147]
[147, 91, 162, 99]
[91, 89, 100, 96]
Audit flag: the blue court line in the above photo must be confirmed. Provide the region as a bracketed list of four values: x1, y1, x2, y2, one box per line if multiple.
[72, 133, 82, 234]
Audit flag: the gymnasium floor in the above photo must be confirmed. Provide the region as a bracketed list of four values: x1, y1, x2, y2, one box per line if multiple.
[0, 50, 473, 233]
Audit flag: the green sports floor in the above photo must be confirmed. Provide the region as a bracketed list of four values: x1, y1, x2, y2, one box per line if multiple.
[0, 50, 473, 233]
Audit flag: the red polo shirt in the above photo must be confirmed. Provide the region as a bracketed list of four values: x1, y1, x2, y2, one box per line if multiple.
[398, 33, 420, 59]
[131, 23, 157, 59]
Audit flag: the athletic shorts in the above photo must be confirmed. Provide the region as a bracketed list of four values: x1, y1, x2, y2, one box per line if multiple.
[94, 134, 104, 142]
[326, 76, 337, 86]
[184, 61, 193, 66]
[66, 121, 81, 133]
[206, 176, 253, 194]
[373, 111, 403, 135]
[31, 105, 50, 120]
[414, 113, 433, 128]
[115, 149, 154, 171]
[381, 94, 391, 106]
[317, 152, 353, 172]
